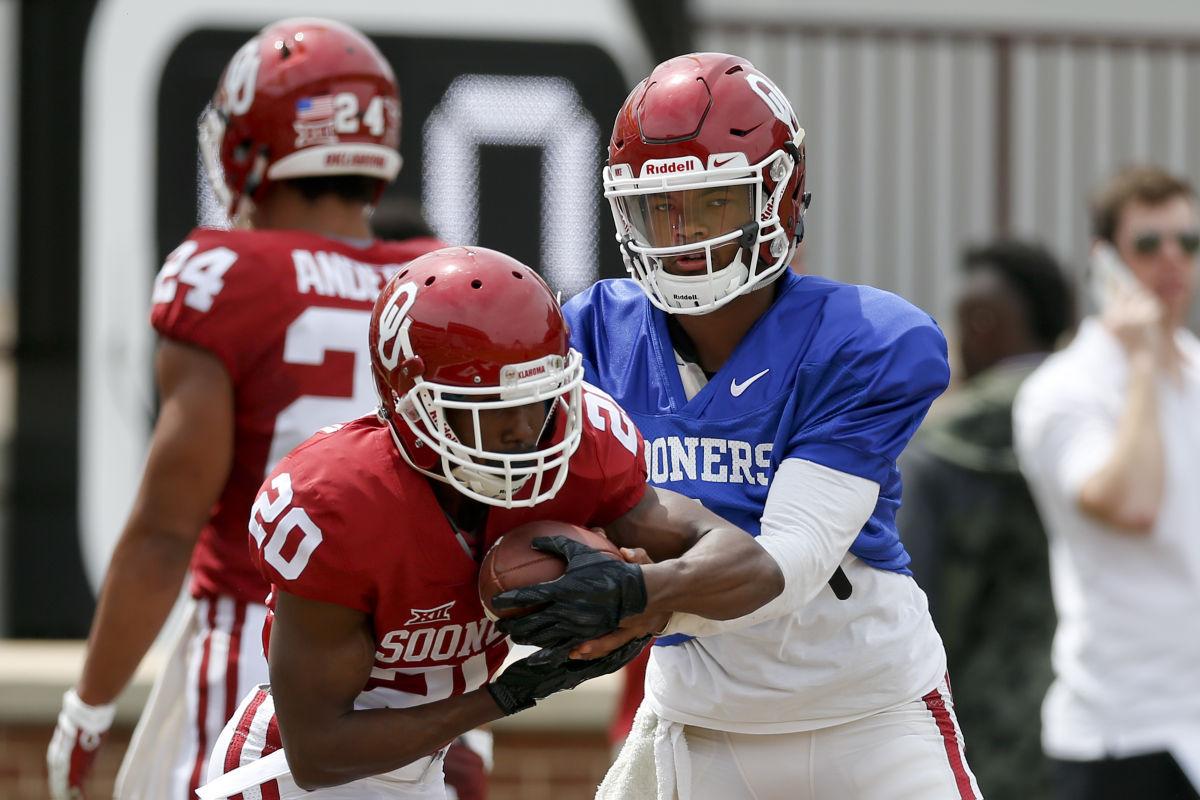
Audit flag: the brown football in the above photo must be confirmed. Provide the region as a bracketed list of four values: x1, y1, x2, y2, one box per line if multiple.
[478, 520, 622, 621]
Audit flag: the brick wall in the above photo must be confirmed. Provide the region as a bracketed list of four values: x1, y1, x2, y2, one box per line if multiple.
[2, 723, 131, 799]
[489, 732, 614, 800]
[1, 723, 612, 799]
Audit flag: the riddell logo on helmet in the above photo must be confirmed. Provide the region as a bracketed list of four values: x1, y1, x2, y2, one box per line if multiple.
[642, 157, 702, 177]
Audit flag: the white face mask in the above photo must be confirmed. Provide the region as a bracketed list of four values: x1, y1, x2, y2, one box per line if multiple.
[388, 351, 586, 508]
[604, 139, 803, 315]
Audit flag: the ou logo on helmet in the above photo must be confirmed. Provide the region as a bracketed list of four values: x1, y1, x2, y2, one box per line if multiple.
[223, 38, 261, 116]
[745, 73, 800, 137]
[377, 281, 419, 371]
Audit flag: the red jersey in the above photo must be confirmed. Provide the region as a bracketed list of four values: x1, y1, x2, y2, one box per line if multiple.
[248, 389, 647, 709]
[150, 227, 443, 603]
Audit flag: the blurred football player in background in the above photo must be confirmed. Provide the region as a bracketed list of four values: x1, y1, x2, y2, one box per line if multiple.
[497, 52, 982, 799]
[200, 245, 774, 798]
[900, 239, 1075, 800]
[1015, 166, 1200, 800]
[46, 18, 448, 799]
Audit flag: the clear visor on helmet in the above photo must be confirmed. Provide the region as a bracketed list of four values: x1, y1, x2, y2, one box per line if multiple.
[617, 184, 756, 273]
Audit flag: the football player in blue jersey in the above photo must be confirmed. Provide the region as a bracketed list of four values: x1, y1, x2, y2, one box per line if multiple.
[490, 53, 982, 800]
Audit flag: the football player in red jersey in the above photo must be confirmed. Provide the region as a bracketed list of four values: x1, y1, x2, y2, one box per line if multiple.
[47, 19, 448, 800]
[199, 245, 780, 799]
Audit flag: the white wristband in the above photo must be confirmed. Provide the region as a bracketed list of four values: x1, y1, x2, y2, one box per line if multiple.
[62, 689, 117, 734]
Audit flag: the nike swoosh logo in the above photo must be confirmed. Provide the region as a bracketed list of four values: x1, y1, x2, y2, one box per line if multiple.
[730, 369, 770, 397]
[713, 156, 737, 168]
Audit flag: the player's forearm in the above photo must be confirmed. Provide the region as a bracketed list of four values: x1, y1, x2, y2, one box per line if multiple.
[1078, 353, 1165, 532]
[285, 689, 504, 791]
[648, 459, 877, 637]
[76, 524, 196, 705]
[640, 529, 783, 620]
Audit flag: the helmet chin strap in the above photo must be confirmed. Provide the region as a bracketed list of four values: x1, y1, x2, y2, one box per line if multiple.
[652, 222, 760, 311]
[654, 256, 750, 311]
[449, 465, 530, 500]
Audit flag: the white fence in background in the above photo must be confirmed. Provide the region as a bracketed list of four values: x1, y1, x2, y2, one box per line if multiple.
[695, 15, 1200, 326]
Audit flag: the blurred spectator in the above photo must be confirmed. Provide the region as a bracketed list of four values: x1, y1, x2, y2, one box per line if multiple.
[899, 239, 1074, 800]
[1014, 165, 1200, 800]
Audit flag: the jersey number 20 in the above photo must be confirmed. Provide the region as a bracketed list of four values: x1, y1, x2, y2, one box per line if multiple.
[249, 472, 322, 580]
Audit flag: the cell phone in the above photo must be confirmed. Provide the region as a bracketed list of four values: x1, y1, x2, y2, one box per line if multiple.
[1089, 242, 1141, 313]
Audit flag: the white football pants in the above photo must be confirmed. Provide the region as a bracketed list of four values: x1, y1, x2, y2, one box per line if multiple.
[115, 595, 269, 800]
[600, 676, 983, 800]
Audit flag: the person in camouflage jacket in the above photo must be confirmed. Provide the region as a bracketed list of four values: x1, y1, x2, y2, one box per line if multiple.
[899, 240, 1075, 800]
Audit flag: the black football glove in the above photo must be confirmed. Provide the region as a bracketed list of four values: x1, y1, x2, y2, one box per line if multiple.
[486, 635, 651, 716]
[490, 536, 648, 648]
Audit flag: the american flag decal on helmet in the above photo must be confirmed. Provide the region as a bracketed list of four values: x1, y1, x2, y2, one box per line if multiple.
[295, 95, 335, 121]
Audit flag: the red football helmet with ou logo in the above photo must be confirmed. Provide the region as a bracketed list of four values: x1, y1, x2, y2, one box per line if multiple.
[603, 52, 810, 314]
[199, 18, 402, 219]
[369, 247, 585, 508]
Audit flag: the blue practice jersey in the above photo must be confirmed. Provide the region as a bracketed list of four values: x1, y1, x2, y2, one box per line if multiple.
[564, 271, 949, 578]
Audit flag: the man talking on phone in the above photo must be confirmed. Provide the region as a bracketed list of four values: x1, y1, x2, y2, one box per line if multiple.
[1013, 165, 1200, 800]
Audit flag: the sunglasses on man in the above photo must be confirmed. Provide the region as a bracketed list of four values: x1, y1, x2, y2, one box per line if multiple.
[1131, 229, 1200, 256]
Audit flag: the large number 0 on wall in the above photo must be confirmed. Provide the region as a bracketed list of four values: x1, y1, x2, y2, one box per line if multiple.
[421, 74, 601, 298]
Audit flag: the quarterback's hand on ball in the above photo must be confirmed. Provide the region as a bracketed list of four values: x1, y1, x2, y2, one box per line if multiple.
[569, 607, 669, 661]
[486, 635, 652, 715]
[492, 535, 648, 648]
[564, 545, 666, 660]
[616, 545, 653, 568]
[47, 689, 116, 800]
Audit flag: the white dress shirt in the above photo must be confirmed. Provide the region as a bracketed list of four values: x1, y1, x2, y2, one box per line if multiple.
[1014, 317, 1200, 783]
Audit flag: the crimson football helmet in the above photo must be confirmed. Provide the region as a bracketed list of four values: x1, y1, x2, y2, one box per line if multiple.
[199, 18, 402, 219]
[369, 247, 585, 508]
[603, 52, 809, 314]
